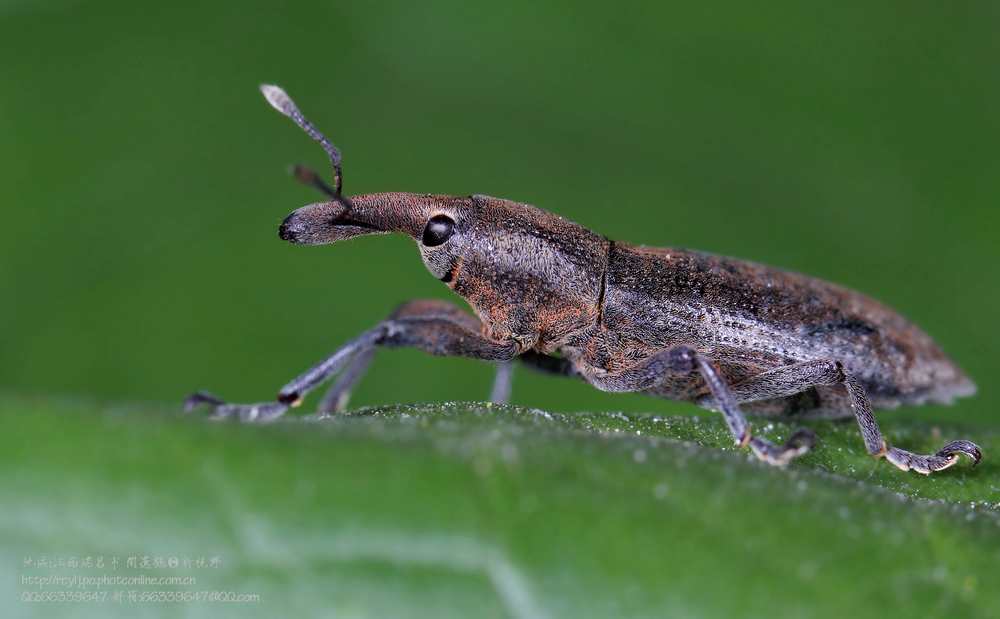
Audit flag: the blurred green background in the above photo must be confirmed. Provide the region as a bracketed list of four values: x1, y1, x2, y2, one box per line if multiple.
[1, 0, 996, 421]
[2, 1, 1000, 617]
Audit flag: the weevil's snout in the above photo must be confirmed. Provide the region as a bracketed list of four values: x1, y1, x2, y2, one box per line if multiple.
[277, 212, 301, 242]
[278, 193, 474, 246]
[277, 200, 354, 245]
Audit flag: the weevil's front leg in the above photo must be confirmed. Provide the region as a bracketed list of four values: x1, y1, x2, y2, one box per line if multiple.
[185, 300, 518, 421]
[588, 345, 814, 465]
[317, 303, 519, 413]
[701, 359, 981, 473]
[185, 326, 388, 421]
[321, 353, 515, 412]
[316, 347, 377, 415]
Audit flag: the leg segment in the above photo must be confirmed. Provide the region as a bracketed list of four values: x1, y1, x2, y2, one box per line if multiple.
[185, 300, 518, 421]
[318, 301, 524, 412]
[700, 359, 981, 473]
[486, 352, 584, 406]
[489, 362, 514, 405]
[588, 345, 814, 466]
[317, 347, 377, 415]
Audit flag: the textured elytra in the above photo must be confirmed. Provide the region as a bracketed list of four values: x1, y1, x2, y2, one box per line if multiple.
[596, 243, 975, 417]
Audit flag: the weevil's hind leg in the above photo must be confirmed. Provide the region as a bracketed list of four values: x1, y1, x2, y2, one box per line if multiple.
[489, 362, 514, 405]
[185, 300, 519, 422]
[698, 358, 982, 473]
[841, 371, 981, 472]
[587, 345, 815, 466]
[884, 441, 981, 474]
[317, 347, 377, 415]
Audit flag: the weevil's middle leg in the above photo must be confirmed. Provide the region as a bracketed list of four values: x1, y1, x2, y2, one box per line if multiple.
[697, 359, 981, 473]
[587, 345, 815, 466]
[485, 352, 586, 406]
[489, 362, 515, 405]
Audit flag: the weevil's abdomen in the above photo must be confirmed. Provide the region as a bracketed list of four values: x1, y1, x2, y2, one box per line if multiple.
[592, 242, 975, 417]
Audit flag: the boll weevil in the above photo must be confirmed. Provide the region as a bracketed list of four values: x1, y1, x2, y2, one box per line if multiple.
[186, 85, 981, 475]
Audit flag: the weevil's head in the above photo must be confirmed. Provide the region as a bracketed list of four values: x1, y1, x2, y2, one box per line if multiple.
[279, 193, 609, 349]
[278, 192, 475, 282]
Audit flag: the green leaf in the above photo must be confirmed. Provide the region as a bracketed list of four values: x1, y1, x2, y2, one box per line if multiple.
[3, 393, 998, 618]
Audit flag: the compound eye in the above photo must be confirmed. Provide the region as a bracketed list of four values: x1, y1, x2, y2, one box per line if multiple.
[422, 215, 455, 247]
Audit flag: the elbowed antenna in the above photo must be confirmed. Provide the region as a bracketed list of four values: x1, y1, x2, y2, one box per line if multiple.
[288, 163, 338, 200]
[260, 84, 344, 196]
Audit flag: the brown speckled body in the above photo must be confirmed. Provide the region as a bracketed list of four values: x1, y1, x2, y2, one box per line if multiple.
[295, 192, 973, 419]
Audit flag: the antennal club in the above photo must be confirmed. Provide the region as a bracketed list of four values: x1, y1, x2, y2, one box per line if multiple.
[261, 84, 343, 195]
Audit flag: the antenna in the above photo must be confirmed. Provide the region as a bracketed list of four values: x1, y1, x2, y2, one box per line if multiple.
[261, 84, 343, 195]
[288, 163, 338, 200]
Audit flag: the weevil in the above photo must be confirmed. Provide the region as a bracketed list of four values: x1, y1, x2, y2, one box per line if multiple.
[186, 85, 982, 474]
